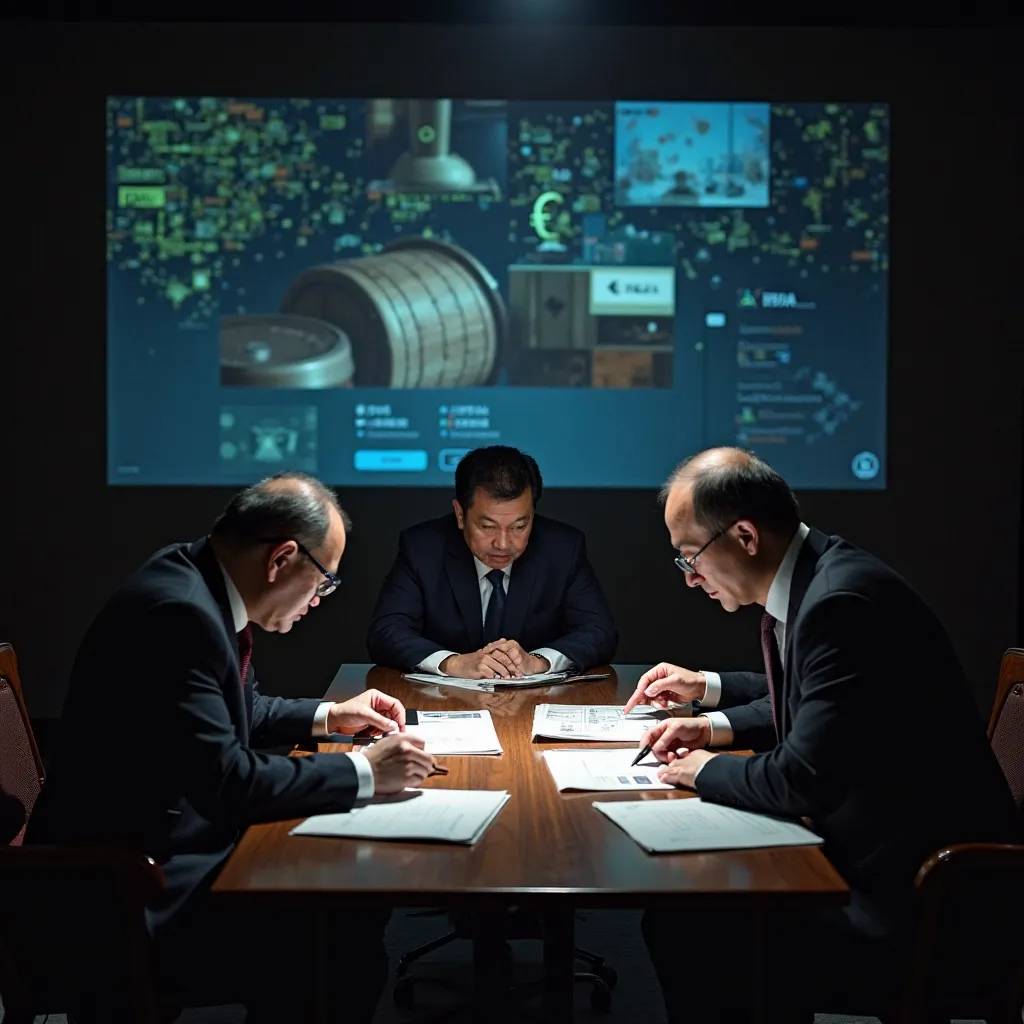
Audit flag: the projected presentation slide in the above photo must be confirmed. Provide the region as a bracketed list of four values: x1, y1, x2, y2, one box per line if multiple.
[106, 97, 889, 488]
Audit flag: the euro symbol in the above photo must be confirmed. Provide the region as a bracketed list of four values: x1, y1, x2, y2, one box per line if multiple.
[530, 190, 564, 242]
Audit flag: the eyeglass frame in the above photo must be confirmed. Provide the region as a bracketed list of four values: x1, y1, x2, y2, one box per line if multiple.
[673, 521, 736, 575]
[259, 537, 340, 597]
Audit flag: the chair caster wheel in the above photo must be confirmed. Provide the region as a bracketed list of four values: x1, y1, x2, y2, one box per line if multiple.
[393, 975, 416, 1010]
[589, 979, 613, 1012]
[596, 964, 618, 988]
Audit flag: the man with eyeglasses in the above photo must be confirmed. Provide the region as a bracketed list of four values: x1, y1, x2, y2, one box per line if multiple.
[27, 472, 434, 1023]
[631, 447, 1018, 1023]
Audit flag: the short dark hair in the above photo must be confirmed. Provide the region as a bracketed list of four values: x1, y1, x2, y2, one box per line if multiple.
[212, 472, 351, 552]
[662, 451, 800, 537]
[454, 446, 543, 511]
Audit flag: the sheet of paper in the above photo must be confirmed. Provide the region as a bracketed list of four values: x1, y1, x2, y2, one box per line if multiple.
[532, 704, 661, 741]
[593, 798, 824, 853]
[406, 709, 503, 755]
[290, 789, 510, 845]
[543, 748, 674, 791]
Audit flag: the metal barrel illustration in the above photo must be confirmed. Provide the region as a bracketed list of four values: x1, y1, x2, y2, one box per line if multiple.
[278, 237, 505, 387]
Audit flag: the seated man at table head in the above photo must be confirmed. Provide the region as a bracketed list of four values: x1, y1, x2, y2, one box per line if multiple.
[635, 447, 1019, 1023]
[367, 445, 617, 678]
[27, 472, 435, 1023]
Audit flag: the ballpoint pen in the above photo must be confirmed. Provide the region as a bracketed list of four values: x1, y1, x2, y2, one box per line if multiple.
[428, 765, 450, 777]
[631, 699, 701, 766]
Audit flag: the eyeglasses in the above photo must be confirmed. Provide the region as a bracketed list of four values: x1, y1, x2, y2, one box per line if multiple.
[261, 538, 340, 598]
[674, 523, 734, 575]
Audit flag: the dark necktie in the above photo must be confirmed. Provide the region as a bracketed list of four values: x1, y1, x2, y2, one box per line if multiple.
[237, 624, 253, 686]
[482, 569, 507, 644]
[760, 610, 782, 736]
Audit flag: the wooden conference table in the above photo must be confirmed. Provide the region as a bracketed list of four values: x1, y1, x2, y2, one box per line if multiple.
[214, 664, 848, 1021]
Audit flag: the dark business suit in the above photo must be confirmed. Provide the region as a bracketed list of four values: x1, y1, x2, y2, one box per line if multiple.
[27, 538, 385, 1021]
[367, 513, 618, 670]
[645, 528, 1019, 1020]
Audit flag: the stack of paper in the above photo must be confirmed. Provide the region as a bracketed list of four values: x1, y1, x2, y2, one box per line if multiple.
[403, 671, 572, 692]
[532, 704, 661, 742]
[290, 789, 510, 845]
[543, 748, 674, 791]
[594, 798, 824, 853]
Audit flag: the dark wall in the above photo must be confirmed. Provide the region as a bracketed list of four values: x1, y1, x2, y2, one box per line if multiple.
[3, 23, 1020, 718]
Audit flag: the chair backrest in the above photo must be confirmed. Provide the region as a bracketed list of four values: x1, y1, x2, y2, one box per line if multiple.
[0, 642, 44, 845]
[0, 844, 166, 1021]
[989, 647, 1024, 815]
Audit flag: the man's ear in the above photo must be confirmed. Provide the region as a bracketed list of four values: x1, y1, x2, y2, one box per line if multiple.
[452, 499, 465, 529]
[265, 540, 297, 582]
[734, 520, 760, 557]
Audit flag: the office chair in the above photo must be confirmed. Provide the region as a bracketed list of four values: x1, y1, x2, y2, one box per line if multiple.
[392, 907, 616, 1015]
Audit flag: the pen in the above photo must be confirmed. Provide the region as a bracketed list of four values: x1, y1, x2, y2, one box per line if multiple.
[428, 765, 449, 777]
[631, 698, 702, 766]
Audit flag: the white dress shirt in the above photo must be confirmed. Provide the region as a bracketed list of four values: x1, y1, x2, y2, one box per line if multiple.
[698, 522, 811, 750]
[217, 561, 375, 799]
[416, 556, 570, 675]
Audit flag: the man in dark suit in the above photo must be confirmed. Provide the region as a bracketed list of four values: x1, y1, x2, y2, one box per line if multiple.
[367, 446, 617, 678]
[635, 448, 1019, 1022]
[27, 473, 436, 1023]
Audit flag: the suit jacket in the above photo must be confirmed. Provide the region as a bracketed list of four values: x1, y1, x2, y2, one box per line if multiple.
[696, 528, 1020, 933]
[26, 538, 361, 935]
[366, 514, 618, 671]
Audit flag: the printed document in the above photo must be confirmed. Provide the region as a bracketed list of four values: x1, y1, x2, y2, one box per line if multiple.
[357, 710, 502, 755]
[593, 798, 824, 853]
[532, 704, 660, 742]
[290, 789, 510, 845]
[406, 709, 502, 755]
[543, 748, 674, 791]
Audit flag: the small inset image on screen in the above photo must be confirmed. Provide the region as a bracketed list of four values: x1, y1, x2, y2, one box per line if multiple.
[614, 101, 771, 208]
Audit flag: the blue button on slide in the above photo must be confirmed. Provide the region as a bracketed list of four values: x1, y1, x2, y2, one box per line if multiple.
[354, 450, 428, 472]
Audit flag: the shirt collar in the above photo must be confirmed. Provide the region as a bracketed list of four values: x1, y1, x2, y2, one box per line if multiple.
[764, 522, 810, 623]
[216, 558, 250, 633]
[473, 556, 510, 581]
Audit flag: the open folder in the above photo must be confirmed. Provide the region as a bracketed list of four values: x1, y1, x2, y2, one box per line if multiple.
[290, 789, 510, 845]
[594, 798, 824, 853]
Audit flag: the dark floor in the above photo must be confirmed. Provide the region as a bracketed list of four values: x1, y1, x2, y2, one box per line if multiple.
[1, 907, 990, 1023]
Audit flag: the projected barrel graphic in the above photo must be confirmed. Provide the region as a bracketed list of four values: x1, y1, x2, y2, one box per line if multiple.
[220, 314, 354, 388]
[278, 237, 505, 387]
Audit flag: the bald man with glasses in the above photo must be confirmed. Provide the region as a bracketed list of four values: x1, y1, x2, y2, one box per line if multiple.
[28, 472, 433, 1023]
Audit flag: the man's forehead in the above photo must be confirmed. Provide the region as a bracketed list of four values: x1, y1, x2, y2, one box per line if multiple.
[664, 484, 701, 545]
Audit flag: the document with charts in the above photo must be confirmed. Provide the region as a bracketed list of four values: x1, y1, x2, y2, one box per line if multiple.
[532, 704, 660, 742]
[290, 789, 511, 845]
[358, 710, 502, 755]
[543, 748, 674, 791]
[593, 798, 824, 853]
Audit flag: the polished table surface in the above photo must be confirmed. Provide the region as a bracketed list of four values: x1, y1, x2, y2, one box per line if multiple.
[213, 664, 848, 910]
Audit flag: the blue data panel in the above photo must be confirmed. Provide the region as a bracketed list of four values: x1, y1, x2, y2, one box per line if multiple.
[107, 97, 889, 488]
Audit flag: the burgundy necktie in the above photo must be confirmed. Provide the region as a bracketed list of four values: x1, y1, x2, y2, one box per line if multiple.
[237, 625, 253, 686]
[760, 610, 782, 735]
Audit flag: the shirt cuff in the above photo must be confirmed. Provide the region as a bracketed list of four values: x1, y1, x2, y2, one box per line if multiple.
[417, 650, 457, 675]
[344, 751, 375, 800]
[699, 671, 722, 708]
[700, 711, 734, 748]
[531, 648, 571, 673]
[313, 700, 333, 738]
